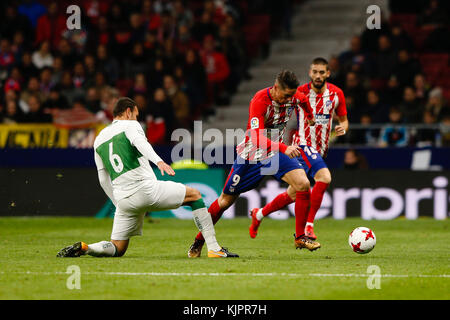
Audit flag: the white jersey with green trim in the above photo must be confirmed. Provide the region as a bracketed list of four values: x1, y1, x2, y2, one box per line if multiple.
[94, 120, 160, 201]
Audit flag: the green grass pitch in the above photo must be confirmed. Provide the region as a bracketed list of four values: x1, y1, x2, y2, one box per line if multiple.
[0, 217, 448, 300]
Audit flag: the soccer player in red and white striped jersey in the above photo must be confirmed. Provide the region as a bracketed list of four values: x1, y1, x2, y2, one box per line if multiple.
[249, 57, 349, 240]
[188, 70, 321, 257]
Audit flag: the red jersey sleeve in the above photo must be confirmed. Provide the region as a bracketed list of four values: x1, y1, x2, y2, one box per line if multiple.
[335, 88, 347, 117]
[247, 97, 288, 154]
[294, 91, 314, 120]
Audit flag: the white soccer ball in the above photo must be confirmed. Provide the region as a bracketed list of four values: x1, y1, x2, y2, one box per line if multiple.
[348, 227, 376, 254]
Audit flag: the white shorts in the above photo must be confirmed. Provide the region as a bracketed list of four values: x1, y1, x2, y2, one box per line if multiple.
[111, 180, 186, 240]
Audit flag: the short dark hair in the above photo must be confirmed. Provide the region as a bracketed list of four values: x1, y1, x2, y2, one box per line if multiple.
[276, 70, 299, 90]
[113, 97, 137, 117]
[311, 57, 329, 69]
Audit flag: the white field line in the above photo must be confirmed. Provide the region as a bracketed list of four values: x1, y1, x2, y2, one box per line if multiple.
[1, 271, 449, 278]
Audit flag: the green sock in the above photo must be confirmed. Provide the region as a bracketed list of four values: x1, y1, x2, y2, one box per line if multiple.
[187, 198, 206, 211]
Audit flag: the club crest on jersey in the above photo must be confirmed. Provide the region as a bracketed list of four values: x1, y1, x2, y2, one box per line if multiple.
[250, 117, 259, 129]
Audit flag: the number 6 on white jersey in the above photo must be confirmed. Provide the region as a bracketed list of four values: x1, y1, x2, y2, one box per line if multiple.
[109, 142, 124, 173]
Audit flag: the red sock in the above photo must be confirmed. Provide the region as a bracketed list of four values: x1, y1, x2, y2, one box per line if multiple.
[307, 182, 329, 224]
[262, 192, 294, 216]
[195, 199, 224, 241]
[295, 190, 311, 238]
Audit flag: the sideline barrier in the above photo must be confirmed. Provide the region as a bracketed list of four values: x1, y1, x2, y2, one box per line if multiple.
[1, 168, 447, 219]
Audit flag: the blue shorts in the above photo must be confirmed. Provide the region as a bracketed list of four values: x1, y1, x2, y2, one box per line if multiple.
[223, 152, 303, 195]
[294, 145, 328, 180]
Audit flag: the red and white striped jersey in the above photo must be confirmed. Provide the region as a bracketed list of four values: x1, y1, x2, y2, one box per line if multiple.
[292, 83, 347, 156]
[237, 87, 313, 161]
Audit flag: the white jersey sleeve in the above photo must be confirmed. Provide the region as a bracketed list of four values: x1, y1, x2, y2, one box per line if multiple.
[94, 149, 105, 171]
[125, 121, 163, 165]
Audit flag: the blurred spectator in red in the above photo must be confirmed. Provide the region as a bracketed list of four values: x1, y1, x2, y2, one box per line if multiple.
[147, 87, 176, 143]
[87, 15, 112, 48]
[200, 35, 230, 106]
[4, 67, 22, 94]
[142, 0, 161, 31]
[82, 0, 110, 26]
[0, 39, 16, 75]
[34, 1, 66, 50]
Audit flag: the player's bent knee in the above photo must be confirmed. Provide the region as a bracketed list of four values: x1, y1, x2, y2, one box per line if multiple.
[316, 169, 332, 185]
[291, 179, 310, 192]
[217, 193, 236, 210]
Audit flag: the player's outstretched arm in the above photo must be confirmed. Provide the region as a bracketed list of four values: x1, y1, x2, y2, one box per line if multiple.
[126, 121, 164, 165]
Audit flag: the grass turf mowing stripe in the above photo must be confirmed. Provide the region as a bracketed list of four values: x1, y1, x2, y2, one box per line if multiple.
[2, 271, 449, 278]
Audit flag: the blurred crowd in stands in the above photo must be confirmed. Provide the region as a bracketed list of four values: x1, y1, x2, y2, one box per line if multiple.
[332, 0, 450, 147]
[0, 0, 449, 148]
[0, 0, 290, 143]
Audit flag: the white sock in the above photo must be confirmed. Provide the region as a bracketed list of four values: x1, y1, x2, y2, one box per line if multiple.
[192, 207, 221, 251]
[306, 222, 314, 227]
[256, 208, 264, 221]
[87, 241, 117, 257]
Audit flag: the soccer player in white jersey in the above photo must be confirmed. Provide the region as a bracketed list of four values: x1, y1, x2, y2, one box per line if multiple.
[57, 97, 238, 258]
[249, 58, 348, 240]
